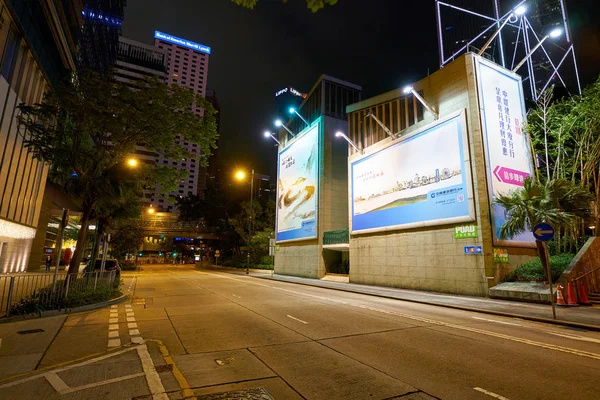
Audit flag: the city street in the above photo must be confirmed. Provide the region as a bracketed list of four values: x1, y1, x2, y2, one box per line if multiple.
[1, 264, 599, 400]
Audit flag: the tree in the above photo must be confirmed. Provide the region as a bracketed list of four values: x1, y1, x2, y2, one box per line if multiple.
[229, 199, 275, 262]
[494, 177, 590, 271]
[110, 220, 146, 260]
[17, 70, 218, 274]
[232, 0, 338, 12]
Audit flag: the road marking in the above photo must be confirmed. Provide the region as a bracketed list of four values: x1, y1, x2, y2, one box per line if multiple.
[110, 305, 118, 309]
[109, 318, 118, 324]
[474, 387, 510, 399]
[61, 373, 145, 394]
[137, 345, 168, 400]
[45, 373, 69, 393]
[132, 336, 144, 344]
[232, 294, 242, 299]
[472, 317, 522, 326]
[107, 338, 121, 347]
[547, 332, 600, 344]
[286, 315, 308, 324]
[127, 312, 135, 317]
[109, 324, 119, 331]
[108, 331, 119, 339]
[128, 322, 138, 329]
[129, 329, 140, 336]
[127, 317, 136, 322]
[200, 271, 600, 361]
[147, 339, 195, 399]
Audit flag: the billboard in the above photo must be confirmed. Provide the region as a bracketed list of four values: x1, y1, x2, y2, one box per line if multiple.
[350, 111, 474, 234]
[276, 121, 320, 242]
[476, 57, 535, 246]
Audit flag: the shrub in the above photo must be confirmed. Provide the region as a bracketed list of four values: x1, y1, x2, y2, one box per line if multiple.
[120, 262, 137, 271]
[503, 253, 574, 283]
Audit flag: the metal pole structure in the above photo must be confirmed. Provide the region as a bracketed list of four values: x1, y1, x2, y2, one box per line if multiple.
[513, 35, 550, 73]
[53, 209, 68, 291]
[544, 242, 557, 319]
[247, 169, 254, 275]
[100, 233, 108, 274]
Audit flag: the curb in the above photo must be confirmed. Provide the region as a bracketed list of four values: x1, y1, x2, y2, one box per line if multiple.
[247, 274, 600, 332]
[0, 293, 129, 324]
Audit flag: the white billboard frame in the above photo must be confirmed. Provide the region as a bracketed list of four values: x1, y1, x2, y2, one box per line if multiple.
[348, 109, 475, 235]
[275, 119, 321, 244]
[475, 56, 536, 248]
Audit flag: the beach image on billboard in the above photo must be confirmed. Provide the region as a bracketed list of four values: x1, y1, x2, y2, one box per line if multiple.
[276, 122, 319, 242]
[351, 115, 471, 233]
[477, 59, 534, 245]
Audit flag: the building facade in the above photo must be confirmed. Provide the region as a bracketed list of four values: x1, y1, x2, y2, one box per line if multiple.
[153, 31, 211, 207]
[0, 0, 82, 273]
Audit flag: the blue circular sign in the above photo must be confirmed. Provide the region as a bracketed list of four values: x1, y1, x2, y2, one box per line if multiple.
[533, 223, 555, 241]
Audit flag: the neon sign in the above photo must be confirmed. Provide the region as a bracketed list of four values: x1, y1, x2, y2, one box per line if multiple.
[154, 31, 211, 55]
[275, 87, 307, 98]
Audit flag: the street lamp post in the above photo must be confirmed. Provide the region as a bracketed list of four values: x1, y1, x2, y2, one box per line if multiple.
[235, 169, 255, 274]
[402, 86, 439, 120]
[264, 131, 280, 145]
[289, 107, 309, 127]
[513, 28, 563, 73]
[275, 119, 295, 138]
[478, 4, 527, 57]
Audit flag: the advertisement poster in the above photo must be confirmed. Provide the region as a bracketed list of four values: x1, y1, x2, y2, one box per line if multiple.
[276, 122, 319, 242]
[477, 58, 535, 246]
[350, 112, 474, 233]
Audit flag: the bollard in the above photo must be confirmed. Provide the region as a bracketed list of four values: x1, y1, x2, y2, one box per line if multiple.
[5, 277, 15, 316]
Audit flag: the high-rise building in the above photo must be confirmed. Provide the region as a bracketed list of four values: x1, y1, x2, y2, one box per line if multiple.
[152, 31, 212, 210]
[0, 0, 82, 273]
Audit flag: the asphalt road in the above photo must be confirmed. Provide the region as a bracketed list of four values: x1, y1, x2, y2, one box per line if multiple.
[1, 263, 600, 400]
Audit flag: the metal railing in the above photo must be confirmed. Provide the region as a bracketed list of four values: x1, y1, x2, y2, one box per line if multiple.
[571, 266, 600, 299]
[0, 271, 118, 317]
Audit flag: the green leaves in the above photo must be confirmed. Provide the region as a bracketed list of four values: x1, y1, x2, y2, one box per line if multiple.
[231, 0, 338, 12]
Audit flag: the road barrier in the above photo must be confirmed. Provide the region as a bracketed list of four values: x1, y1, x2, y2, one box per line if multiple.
[0, 271, 117, 317]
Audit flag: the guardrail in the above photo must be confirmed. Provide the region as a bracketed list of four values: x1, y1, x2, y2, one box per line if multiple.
[0, 271, 117, 317]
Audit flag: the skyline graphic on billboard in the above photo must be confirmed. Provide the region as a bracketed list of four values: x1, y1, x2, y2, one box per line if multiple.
[350, 113, 473, 233]
[477, 58, 534, 246]
[276, 122, 319, 242]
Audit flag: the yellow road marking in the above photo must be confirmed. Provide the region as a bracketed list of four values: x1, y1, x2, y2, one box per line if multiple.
[147, 339, 196, 400]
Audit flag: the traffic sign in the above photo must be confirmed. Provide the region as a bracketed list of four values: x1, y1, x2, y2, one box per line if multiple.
[533, 223, 555, 241]
[464, 246, 482, 255]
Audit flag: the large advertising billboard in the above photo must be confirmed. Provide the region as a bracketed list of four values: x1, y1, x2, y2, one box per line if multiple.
[476, 57, 535, 246]
[350, 111, 474, 234]
[276, 121, 320, 242]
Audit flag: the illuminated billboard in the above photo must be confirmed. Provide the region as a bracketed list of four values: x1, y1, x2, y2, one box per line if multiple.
[276, 121, 320, 242]
[154, 31, 211, 54]
[476, 57, 535, 246]
[350, 111, 474, 234]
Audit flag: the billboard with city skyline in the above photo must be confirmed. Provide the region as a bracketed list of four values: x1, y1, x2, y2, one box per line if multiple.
[350, 111, 474, 234]
[476, 57, 535, 247]
[276, 121, 320, 242]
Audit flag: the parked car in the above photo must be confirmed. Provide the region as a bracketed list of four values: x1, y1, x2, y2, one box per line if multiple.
[84, 259, 121, 277]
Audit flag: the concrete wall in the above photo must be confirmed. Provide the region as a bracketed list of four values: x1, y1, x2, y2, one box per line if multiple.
[347, 54, 535, 296]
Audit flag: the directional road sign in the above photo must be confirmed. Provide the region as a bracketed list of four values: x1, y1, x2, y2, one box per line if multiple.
[533, 223, 555, 241]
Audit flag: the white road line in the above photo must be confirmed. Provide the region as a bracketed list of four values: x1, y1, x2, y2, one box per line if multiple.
[199, 271, 600, 361]
[286, 315, 308, 324]
[127, 317, 136, 322]
[129, 329, 140, 336]
[109, 318, 118, 324]
[60, 373, 145, 394]
[110, 305, 118, 309]
[474, 387, 510, 399]
[45, 373, 70, 393]
[137, 344, 168, 400]
[108, 331, 119, 339]
[547, 332, 600, 344]
[109, 324, 119, 331]
[107, 338, 121, 348]
[128, 322, 138, 329]
[232, 294, 242, 299]
[131, 337, 144, 344]
[472, 317, 522, 326]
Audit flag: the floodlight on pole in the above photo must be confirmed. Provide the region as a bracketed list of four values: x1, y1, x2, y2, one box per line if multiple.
[264, 130, 280, 145]
[478, 4, 527, 57]
[275, 119, 295, 137]
[289, 107, 309, 126]
[335, 131, 363, 154]
[365, 111, 396, 139]
[513, 28, 563, 72]
[402, 86, 439, 120]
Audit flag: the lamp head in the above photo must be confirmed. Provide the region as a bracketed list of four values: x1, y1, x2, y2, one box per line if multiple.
[127, 158, 138, 167]
[514, 5, 526, 16]
[403, 85, 414, 94]
[264, 131, 271, 138]
[275, 119, 282, 127]
[549, 27, 562, 38]
[147, 207, 155, 214]
[289, 107, 296, 114]
[335, 131, 343, 137]
[235, 170, 246, 181]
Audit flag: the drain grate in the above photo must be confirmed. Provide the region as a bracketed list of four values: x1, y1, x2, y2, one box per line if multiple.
[214, 357, 236, 366]
[17, 329, 44, 335]
[196, 387, 274, 399]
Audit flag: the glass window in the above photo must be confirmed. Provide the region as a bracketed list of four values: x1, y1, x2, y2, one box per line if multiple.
[1, 28, 20, 83]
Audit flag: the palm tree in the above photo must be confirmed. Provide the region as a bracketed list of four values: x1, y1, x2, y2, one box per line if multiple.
[494, 177, 581, 271]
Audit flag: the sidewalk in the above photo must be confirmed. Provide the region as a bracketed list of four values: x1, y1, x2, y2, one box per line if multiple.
[207, 266, 600, 331]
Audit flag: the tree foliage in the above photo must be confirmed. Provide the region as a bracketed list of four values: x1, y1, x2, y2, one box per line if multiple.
[110, 220, 146, 260]
[17, 70, 218, 273]
[231, 0, 338, 12]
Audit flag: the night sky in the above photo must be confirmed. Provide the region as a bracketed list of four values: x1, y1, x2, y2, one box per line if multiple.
[122, 0, 600, 181]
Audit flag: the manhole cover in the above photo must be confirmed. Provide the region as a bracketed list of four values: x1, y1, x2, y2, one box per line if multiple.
[155, 364, 173, 373]
[17, 329, 44, 335]
[214, 357, 236, 366]
[196, 387, 274, 399]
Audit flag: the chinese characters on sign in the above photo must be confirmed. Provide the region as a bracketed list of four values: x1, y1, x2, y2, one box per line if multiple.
[280, 155, 296, 169]
[493, 248, 510, 263]
[454, 224, 478, 239]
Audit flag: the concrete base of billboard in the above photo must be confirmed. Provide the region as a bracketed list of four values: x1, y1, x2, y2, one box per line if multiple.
[274, 243, 323, 279]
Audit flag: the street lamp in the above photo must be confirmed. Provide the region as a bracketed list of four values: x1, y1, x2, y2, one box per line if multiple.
[513, 28, 563, 72]
[275, 119, 295, 138]
[264, 131, 280, 145]
[478, 4, 527, 57]
[365, 111, 395, 139]
[289, 107, 309, 127]
[335, 131, 363, 154]
[147, 206, 155, 214]
[402, 86, 439, 120]
[235, 169, 255, 275]
[127, 157, 138, 167]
